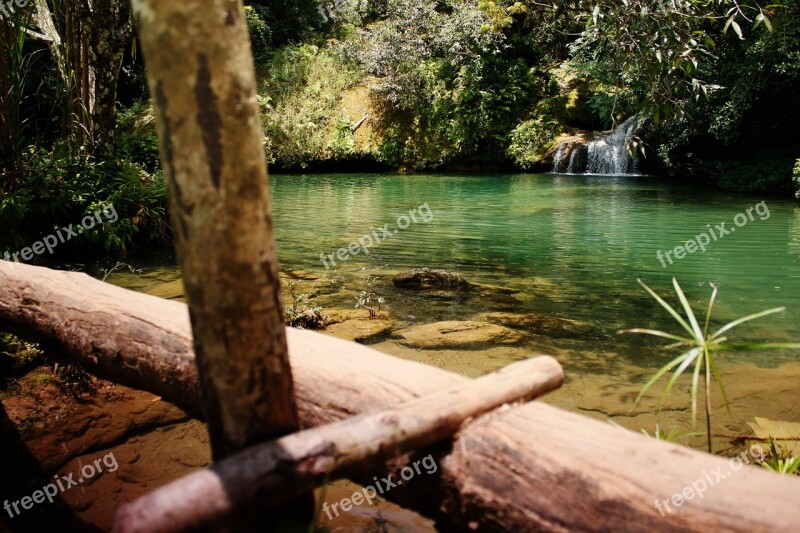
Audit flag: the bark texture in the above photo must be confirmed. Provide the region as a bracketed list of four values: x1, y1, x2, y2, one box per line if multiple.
[132, 0, 300, 460]
[112, 356, 563, 533]
[2, 262, 800, 532]
[86, 0, 133, 158]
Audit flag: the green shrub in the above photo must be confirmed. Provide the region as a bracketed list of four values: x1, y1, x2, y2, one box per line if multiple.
[714, 158, 795, 195]
[794, 159, 800, 199]
[356, 0, 536, 169]
[327, 116, 357, 158]
[260, 44, 361, 166]
[0, 144, 170, 258]
[118, 132, 160, 173]
[117, 102, 161, 173]
[244, 5, 272, 61]
[0, 333, 43, 379]
[506, 117, 561, 169]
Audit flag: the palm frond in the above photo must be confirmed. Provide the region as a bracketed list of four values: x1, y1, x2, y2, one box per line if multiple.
[636, 278, 696, 338]
[673, 278, 703, 339]
[710, 307, 786, 340]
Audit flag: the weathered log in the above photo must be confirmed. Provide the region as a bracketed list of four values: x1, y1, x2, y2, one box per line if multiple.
[112, 356, 563, 533]
[2, 261, 800, 532]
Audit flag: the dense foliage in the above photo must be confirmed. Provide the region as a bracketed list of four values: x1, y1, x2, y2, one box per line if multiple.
[253, 0, 799, 191]
[1, 3, 169, 260]
[1, 0, 798, 263]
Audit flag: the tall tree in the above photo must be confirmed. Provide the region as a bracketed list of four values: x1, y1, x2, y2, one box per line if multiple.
[22, 0, 133, 158]
[84, 0, 134, 158]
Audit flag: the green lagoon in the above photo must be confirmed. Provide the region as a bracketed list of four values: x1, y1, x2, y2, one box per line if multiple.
[265, 173, 800, 366]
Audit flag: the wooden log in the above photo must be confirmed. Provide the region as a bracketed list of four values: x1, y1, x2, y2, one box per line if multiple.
[350, 112, 369, 132]
[2, 261, 800, 531]
[112, 356, 563, 533]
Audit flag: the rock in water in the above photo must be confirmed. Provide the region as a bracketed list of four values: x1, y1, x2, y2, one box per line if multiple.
[391, 321, 526, 349]
[475, 312, 603, 339]
[393, 268, 470, 290]
[323, 309, 394, 343]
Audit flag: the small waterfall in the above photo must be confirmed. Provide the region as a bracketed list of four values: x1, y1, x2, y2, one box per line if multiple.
[550, 115, 642, 175]
[567, 144, 587, 173]
[552, 144, 567, 173]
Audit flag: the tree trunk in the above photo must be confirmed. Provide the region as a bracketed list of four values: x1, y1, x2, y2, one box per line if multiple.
[32, 0, 67, 84]
[132, 0, 308, 528]
[133, 0, 299, 462]
[86, 0, 132, 159]
[63, 0, 87, 148]
[25, 0, 131, 158]
[2, 262, 800, 532]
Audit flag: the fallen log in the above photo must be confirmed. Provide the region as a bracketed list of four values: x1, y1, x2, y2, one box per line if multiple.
[112, 356, 562, 533]
[350, 112, 369, 132]
[2, 261, 800, 532]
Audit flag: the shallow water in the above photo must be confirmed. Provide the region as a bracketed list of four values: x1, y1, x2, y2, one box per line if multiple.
[114, 173, 800, 372]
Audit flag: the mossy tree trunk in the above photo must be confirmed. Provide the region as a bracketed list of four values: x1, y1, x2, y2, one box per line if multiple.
[85, 0, 133, 159]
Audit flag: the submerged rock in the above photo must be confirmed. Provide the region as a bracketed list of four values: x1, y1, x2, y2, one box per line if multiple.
[475, 311, 602, 339]
[391, 320, 526, 349]
[323, 309, 393, 343]
[145, 279, 185, 300]
[392, 268, 521, 297]
[283, 269, 322, 281]
[393, 268, 470, 290]
[469, 282, 520, 295]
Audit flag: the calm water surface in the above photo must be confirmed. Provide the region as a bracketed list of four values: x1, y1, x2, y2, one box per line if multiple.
[125, 173, 800, 371]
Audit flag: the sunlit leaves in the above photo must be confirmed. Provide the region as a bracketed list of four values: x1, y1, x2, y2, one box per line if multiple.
[566, 0, 778, 122]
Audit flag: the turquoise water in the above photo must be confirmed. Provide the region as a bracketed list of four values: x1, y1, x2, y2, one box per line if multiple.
[268, 173, 800, 368]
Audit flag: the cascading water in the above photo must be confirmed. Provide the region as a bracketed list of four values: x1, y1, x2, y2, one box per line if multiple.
[550, 115, 642, 175]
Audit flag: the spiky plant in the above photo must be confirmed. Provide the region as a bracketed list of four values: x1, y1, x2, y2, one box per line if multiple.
[760, 440, 800, 476]
[621, 278, 800, 453]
